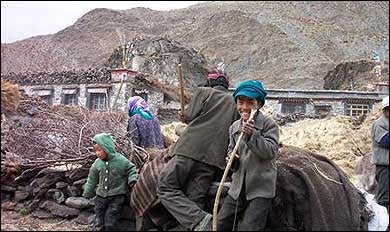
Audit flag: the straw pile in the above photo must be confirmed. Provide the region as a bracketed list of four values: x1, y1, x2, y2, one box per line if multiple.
[279, 104, 382, 182]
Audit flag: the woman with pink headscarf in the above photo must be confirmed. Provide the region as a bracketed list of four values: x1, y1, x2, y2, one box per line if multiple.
[127, 96, 164, 149]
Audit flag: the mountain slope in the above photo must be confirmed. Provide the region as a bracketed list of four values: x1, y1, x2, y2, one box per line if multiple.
[1, 2, 389, 89]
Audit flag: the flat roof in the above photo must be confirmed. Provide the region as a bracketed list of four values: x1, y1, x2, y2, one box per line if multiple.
[228, 88, 386, 101]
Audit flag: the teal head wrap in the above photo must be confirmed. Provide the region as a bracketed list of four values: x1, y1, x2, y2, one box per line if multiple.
[128, 96, 153, 120]
[233, 80, 267, 105]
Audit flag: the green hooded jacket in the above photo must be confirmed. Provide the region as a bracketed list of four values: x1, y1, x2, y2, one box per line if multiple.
[82, 133, 138, 198]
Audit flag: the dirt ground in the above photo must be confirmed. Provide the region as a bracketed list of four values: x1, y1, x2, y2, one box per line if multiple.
[1, 209, 88, 231]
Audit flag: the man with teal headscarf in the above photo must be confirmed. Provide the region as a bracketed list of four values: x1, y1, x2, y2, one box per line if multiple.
[127, 96, 164, 149]
[233, 79, 267, 105]
[217, 79, 280, 231]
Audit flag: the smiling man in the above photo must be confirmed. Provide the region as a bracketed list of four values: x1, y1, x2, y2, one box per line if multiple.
[217, 79, 280, 231]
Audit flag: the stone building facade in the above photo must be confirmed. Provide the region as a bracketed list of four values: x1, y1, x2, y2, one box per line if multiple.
[255, 85, 388, 117]
[2, 68, 388, 119]
[2, 68, 174, 117]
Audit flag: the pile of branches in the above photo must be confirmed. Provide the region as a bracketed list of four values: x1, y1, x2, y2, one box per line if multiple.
[1, 94, 152, 224]
[1, 94, 151, 203]
[2, 94, 150, 169]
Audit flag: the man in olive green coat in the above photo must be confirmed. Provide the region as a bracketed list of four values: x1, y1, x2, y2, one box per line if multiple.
[83, 133, 138, 231]
[157, 73, 239, 231]
[217, 80, 280, 231]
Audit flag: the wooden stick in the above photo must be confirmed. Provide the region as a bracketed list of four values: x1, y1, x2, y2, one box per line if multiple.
[178, 64, 185, 116]
[78, 123, 89, 155]
[111, 74, 125, 111]
[20, 154, 95, 165]
[212, 109, 257, 231]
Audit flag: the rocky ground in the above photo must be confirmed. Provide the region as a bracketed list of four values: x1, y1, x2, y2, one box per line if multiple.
[1, 209, 88, 231]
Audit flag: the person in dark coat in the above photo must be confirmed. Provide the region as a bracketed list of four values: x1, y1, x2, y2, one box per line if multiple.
[156, 72, 239, 231]
[217, 80, 280, 231]
[371, 95, 389, 225]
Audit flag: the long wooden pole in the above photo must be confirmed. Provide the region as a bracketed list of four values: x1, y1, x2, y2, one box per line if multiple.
[178, 64, 185, 115]
[111, 76, 124, 111]
[212, 109, 257, 231]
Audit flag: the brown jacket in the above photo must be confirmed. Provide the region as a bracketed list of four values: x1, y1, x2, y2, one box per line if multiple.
[172, 86, 239, 169]
[228, 111, 279, 200]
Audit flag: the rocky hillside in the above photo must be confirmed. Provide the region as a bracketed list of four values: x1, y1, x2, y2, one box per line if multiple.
[324, 60, 389, 90]
[1, 1, 389, 89]
[105, 36, 209, 88]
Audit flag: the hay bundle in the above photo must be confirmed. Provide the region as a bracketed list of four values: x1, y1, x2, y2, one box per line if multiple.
[279, 103, 383, 183]
[161, 122, 187, 143]
[269, 146, 370, 231]
[280, 116, 368, 181]
[1, 80, 21, 115]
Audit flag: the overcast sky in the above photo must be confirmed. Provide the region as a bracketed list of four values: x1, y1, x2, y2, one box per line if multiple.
[1, 1, 203, 43]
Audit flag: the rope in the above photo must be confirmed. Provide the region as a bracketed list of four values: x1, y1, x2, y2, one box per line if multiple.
[305, 157, 343, 185]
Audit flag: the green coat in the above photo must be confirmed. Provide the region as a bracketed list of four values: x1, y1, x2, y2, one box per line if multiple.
[82, 133, 138, 199]
[228, 111, 280, 200]
[172, 86, 240, 169]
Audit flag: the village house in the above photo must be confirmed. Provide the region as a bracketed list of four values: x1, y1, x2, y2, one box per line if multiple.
[1, 68, 388, 119]
[1, 68, 180, 117]
[261, 83, 388, 117]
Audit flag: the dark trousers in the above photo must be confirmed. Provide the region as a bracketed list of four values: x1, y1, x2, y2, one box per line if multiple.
[217, 190, 272, 231]
[94, 194, 126, 231]
[157, 155, 216, 230]
[375, 165, 389, 208]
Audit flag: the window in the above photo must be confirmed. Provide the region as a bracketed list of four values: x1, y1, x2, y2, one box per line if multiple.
[63, 94, 78, 105]
[345, 104, 370, 117]
[34, 89, 52, 105]
[314, 105, 332, 118]
[281, 103, 306, 114]
[62, 89, 78, 105]
[89, 93, 107, 111]
[40, 95, 52, 105]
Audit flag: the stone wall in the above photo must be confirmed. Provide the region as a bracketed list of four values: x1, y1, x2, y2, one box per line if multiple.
[7, 68, 170, 114]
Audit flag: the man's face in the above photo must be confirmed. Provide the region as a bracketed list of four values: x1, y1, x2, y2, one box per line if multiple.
[236, 96, 261, 122]
[383, 107, 389, 119]
[93, 143, 107, 160]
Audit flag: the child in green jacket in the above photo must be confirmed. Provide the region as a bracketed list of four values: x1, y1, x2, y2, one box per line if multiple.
[83, 133, 138, 231]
